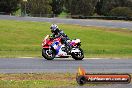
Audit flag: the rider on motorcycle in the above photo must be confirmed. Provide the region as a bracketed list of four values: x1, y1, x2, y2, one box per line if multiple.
[50, 24, 71, 53]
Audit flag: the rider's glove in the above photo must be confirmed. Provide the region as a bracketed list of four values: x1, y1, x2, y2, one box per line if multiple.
[50, 37, 54, 40]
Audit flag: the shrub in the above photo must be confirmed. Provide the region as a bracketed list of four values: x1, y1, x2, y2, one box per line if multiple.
[110, 7, 132, 17]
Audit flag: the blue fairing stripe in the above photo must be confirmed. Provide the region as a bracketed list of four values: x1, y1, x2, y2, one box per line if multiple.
[51, 42, 56, 47]
[51, 41, 61, 54]
[56, 46, 61, 54]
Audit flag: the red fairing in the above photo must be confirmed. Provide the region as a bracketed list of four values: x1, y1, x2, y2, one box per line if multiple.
[54, 37, 61, 42]
[42, 39, 51, 48]
[42, 36, 61, 48]
[43, 45, 49, 48]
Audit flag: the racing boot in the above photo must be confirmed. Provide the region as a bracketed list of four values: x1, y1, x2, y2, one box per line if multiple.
[66, 45, 72, 54]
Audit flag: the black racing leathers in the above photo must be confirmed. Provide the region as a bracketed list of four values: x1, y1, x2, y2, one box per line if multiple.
[51, 28, 69, 42]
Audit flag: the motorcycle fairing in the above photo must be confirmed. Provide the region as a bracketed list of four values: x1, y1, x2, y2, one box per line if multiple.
[51, 41, 61, 54]
[71, 48, 81, 53]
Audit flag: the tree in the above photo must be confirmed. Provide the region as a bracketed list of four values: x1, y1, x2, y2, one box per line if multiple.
[99, 0, 119, 15]
[0, 0, 20, 14]
[23, 0, 52, 17]
[64, 0, 72, 13]
[95, 0, 103, 15]
[125, 0, 132, 10]
[51, 0, 64, 15]
[95, 0, 132, 16]
[70, 0, 98, 16]
[110, 7, 132, 17]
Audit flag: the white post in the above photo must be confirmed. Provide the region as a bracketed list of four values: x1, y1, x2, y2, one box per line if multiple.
[23, 0, 27, 16]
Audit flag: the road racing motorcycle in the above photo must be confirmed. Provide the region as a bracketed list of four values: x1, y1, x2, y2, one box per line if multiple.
[42, 35, 84, 60]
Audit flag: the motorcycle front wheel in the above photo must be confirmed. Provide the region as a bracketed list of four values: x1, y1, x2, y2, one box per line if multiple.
[71, 48, 84, 60]
[42, 48, 55, 60]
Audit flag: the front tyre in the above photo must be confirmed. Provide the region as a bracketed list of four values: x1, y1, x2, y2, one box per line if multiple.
[42, 48, 55, 60]
[71, 48, 84, 60]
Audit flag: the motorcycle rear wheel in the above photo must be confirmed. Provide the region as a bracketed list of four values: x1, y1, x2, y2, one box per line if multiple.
[42, 48, 55, 60]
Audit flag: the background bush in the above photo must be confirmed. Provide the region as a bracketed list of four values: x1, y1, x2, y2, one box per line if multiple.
[110, 7, 132, 17]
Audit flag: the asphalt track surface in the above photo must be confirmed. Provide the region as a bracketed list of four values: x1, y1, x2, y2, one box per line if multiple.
[0, 15, 132, 29]
[0, 58, 132, 73]
[0, 58, 132, 88]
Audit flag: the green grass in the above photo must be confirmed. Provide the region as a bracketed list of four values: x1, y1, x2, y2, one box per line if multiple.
[0, 80, 73, 88]
[0, 73, 106, 88]
[0, 73, 75, 88]
[58, 11, 69, 18]
[0, 73, 131, 88]
[0, 20, 132, 58]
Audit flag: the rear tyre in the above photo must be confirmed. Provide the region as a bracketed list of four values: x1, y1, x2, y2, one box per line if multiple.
[71, 48, 84, 60]
[42, 48, 55, 60]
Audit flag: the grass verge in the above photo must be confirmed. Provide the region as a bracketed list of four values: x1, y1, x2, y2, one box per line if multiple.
[0, 73, 99, 88]
[0, 73, 131, 88]
[0, 20, 132, 58]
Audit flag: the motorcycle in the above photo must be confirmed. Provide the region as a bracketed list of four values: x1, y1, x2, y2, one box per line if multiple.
[42, 35, 84, 60]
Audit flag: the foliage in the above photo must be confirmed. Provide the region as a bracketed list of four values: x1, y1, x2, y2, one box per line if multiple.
[70, 0, 98, 16]
[110, 7, 132, 17]
[64, 0, 72, 13]
[96, 0, 132, 16]
[0, 0, 20, 14]
[25, 0, 52, 17]
[51, 0, 64, 15]
[1, 0, 132, 17]
[58, 11, 68, 18]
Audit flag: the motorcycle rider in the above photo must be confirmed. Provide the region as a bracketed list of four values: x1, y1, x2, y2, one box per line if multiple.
[50, 24, 71, 53]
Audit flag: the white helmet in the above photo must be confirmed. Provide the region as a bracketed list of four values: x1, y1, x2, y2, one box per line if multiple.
[50, 24, 58, 31]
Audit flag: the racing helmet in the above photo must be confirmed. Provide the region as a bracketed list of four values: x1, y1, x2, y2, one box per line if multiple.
[50, 24, 58, 32]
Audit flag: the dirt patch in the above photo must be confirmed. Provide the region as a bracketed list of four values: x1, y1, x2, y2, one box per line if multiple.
[0, 73, 75, 81]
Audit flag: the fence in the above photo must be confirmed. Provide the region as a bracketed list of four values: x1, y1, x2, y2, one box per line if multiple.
[0, 12, 132, 21]
[71, 15, 132, 21]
